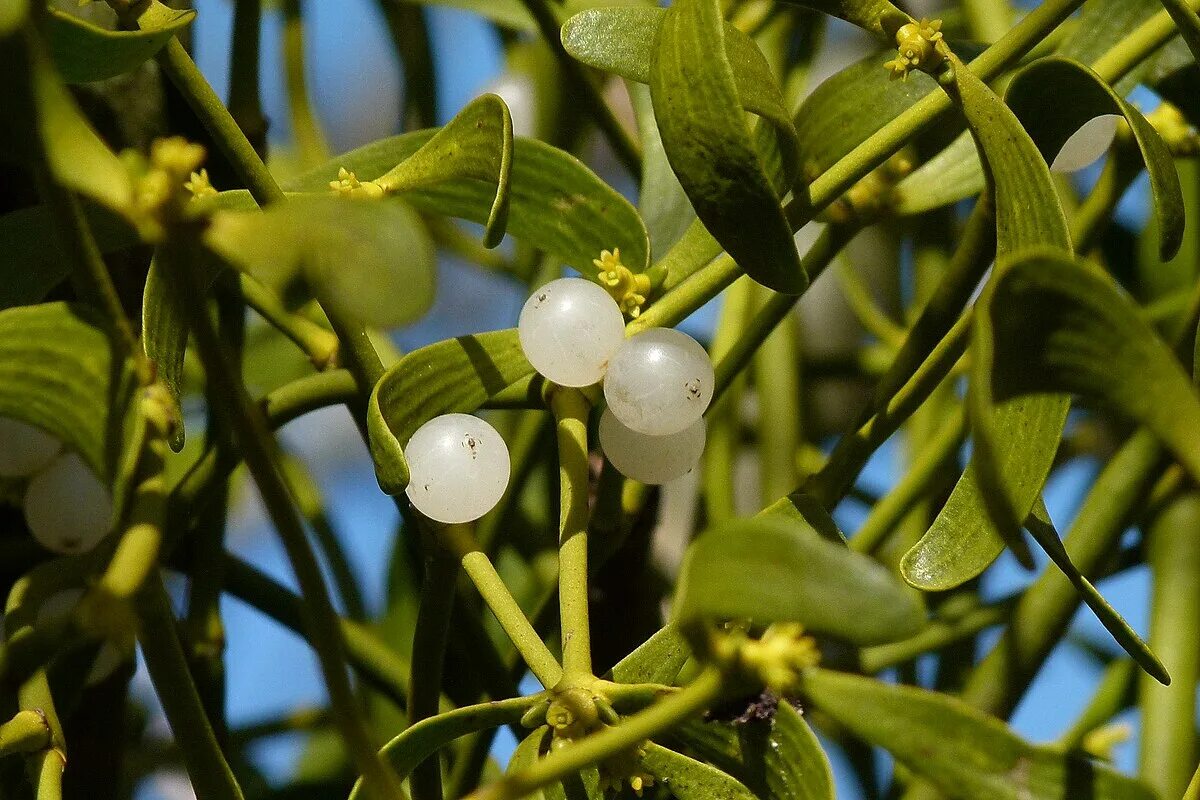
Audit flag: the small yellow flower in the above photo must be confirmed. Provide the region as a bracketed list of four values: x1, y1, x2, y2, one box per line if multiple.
[884, 18, 948, 81]
[329, 167, 384, 199]
[150, 137, 207, 181]
[737, 623, 820, 695]
[594, 248, 651, 317]
[183, 168, 217, 199]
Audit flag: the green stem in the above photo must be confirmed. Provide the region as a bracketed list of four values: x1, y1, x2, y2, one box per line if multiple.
[239, 275, 340, 370]
[282, 0, 331, 166]
[517, 0, 642, 178]
[157, 39, 284, 206]
[281, 456, 369, 621]
[752, 283, 802, 503]
[851, 407, 967, 555]
[97, 430, 170, 600]
[444, 530, 562, 688]
[163, 239, 405, 800]
[227, 0, 267, 153]
[550, 388, 594, 682]
[348, 695, 542, 800]
[0, 710, 52, 758]
[711, 223, 856, 400]
[704, 277, 754, 526]
[1186, 765, 1200, 800]
[1060, 659, 1136, 752]
[1138, 493, 1200, 797]
[408, 549, 459, 800]
[259, 370, 360, 426]
[859, 594, 1016, 674]
[469, 668, 725, 800]
[1091, 0, 1200, 84]
[962, 0, 1012, 42]
[219, 555, 411, 706]
[136, 574, 245, 800]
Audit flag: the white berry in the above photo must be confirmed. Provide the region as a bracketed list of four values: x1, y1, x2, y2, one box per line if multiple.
[603, 328, 715, 435]
[0, 417, 61, 478]
[599, 408, 706, 485]
[404, 413, 511, 524]
[1051, 114, 1119, 173]
[23, 452, 113, 555]
[518, 278, 627, 388]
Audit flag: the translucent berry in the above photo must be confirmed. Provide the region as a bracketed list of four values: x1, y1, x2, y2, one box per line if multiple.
[1051, 115, 1119, 173]
[599, 409, 706, 485]
[603, 328, 714, 436]
[0, 417, 61, 477]
[404, 413, 511, 523]
[23, 452, 112, 554]
[518, 278, 627, 388]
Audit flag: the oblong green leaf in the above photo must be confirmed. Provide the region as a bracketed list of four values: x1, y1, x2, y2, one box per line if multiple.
[203, 195, 435, 328]
[986, 248, 1200, 485]
[0, 302, 135, 481]
[640, 742, 756, 800]
[608, 625, 691, 686]
[903, 53, 1074, 591]
[561, 7, 797, 147]
[803, 668, 1156, 800]
[367, 329, 536, 494]
[895, 57, 1185, 263]
[793, 49, 940, 180]
[287, 130, 649, 274]
[1024, 501, 1169, 684]
[650, 0, 805, 294]
[675, 516, 925, 646]
[45, 1, 195, 84]
[373, 93, 512, 247]
[762, 703, 835, 800]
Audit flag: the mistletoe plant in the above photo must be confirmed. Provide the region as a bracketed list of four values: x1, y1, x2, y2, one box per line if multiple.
[2, 0, 1200, 798]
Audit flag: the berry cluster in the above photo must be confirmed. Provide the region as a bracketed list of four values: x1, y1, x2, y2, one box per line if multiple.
[403, 276, 715, 524]
[0, 418, 113, 555]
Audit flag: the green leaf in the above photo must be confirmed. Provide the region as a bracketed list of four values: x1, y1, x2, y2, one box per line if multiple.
[983, 248, 1200, 486]
[793, 49, 940, 180]
[45, 1, 194, 84]
[367, 330, 536, 494]
[0, 202, 133, 310]
[0, 302, 136, 481]
[629, 82, 695, 257]
[203, 195, 435, 328]
[757, 703, 835, 800]
[286, 130, 649, 275]
[640, 742, 756, 799]
[0, 9, 133, 216]
[669, 703, 834, 800]
[561, 6, 796, 141]
[802, 668, 1157, 800]
[649, 0, 805, 294]
[346, 696, 537, 800]
[608, 625, 691, 686]
[674, 516, 924, 646]
[896, 57, 1185, 263]
[372, 93, 512, 247]
[1024, 501, 1169, 684]
[902, 54, 1074, 590]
